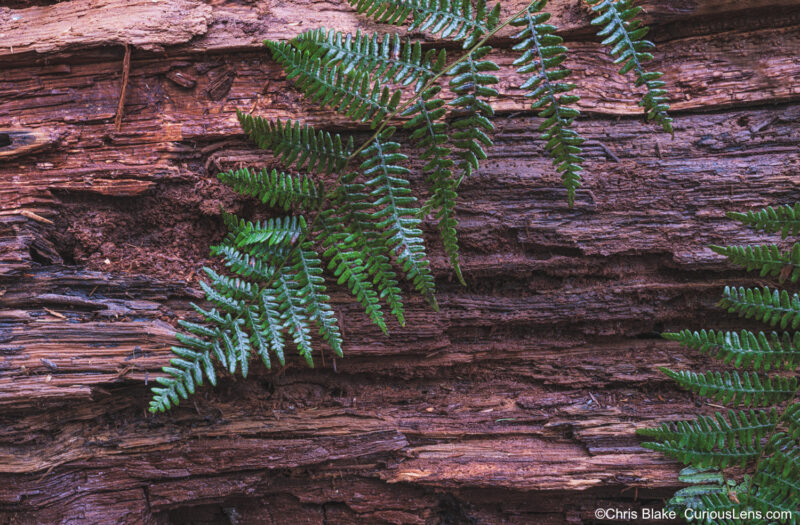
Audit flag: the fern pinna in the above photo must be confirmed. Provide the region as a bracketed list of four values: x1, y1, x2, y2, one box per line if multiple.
[639, 204, 800, 523]
[150, 0, 673, 412]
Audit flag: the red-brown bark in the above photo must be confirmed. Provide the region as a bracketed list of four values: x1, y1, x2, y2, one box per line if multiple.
[1, 0, 799, 523]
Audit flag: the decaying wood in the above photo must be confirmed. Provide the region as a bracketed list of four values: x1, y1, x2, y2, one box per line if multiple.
[1, 0, 799, 523]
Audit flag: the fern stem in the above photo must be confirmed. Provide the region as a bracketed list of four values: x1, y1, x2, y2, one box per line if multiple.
[346, 1, 536, 162]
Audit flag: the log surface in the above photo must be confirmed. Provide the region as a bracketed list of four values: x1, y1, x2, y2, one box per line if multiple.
[1, 0, 799, 523]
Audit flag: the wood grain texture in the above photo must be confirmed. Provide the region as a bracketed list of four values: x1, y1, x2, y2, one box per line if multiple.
[1, 0, 799, 523]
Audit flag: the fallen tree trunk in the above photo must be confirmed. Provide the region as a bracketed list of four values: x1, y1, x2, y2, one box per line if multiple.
[1, 0, 799, 523]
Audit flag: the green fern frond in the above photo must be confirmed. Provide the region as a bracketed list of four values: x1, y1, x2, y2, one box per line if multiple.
[637, 409, 779, 451]
[211, 244, 277, 282]
[748, 434, 800, 521]
[430, 177, 463, 285]
[198, 279, 245, 314]
[202, 267, 260, 302]
[663, 328, 800, 371]
[719, 285, 800, 331]
[154, 0, 682, 416]
[267, 41, 402, 128]
[336, 176, 407, 325]
[218, 168, 324, 211]
[647, 207, 800, 520]
[727, 204, 800, 240]
[448, 45, 498, 181]
[511, 0, 584, 207]
[150, 213, 343, 411]
[641, 439, 761, 469]
[401, 86, 464, 284]
[660, 367, 798, 407]
[361, 131, 437, 305]
[784, 403, 800, 439]
[585, 0, 673, 134]
[257, 289, 288, 367]
[662, 467, 737, 515]
[293, 28, 446, 93]
[319, 210, 387, 333]
[274, 269, 316, 366]
[662, 468, 747, 523]
[237, 112, 353, 175]
[223, 212, 306, 249]
[290, 241, 344, 357]
[711, 243, 800, 283]
[347, 0, 501, 49]
[149, 345, 217, 413]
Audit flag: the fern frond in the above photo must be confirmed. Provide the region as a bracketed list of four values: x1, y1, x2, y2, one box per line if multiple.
[319, 210, 387, 333]
[336, 176, 407, 325]
[218, 168, 324, 211]
[212, 244, 278, 282]
[267, 41, 402, 128]
[223, 212, 306, 249]
[719, 286, 800, 331]
[585, 0, 673, 134]
[274, 269, 315, 366]
[711, 243, 800, 283]
[663, 328, 800, 371]
[785, 403, 800, 439]
[361, 131, 437, 305]
[652, 206, 800, 517]
[448, 45, 498, 181]
[290, 241, 344, 357]
[662, 468, 747, 522]
[347, 0, 501, 49]
[510, 0, 584, 207]
[150, 211, 344, 411]
[293, 28, 446, 93]
[748, 433, 800, 522]
[149, 345, 216, 413]
[662, 467, 732, 514]
[237, 112, 353, 175]
[258, 289, 287, 367]
[660, 367, 798, 407]
[401, 86, 464, 284]
[637, 409, 779, 451]
[198, 279, 245, 314]
[727, 204, 800, 240]
[641, 439, 761, 469]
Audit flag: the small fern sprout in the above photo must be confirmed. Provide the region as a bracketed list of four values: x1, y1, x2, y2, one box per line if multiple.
[150, 0, 677, 412]
[639, 203, 800, 521]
